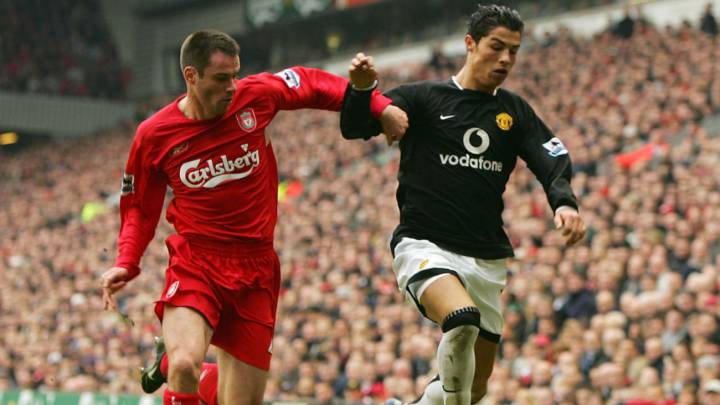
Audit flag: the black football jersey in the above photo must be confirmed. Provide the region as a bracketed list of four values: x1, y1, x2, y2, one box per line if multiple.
[341, 78, 578, 259]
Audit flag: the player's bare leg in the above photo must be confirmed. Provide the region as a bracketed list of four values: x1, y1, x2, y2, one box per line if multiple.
[140, 336, 219, 405]
[470, 335, 498, 402]
[216, 348, 268, 405]
[419, 275, 480, 405]
[162, 305, 213, 404]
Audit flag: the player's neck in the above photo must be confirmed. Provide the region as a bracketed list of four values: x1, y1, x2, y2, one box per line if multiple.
[179, 94, 219, 120]
[455, 66, 496, 94]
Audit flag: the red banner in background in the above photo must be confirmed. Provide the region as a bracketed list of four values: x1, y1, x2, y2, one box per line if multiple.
[614, 143, 668, 169]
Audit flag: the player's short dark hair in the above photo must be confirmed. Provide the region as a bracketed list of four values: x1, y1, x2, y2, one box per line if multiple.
[467, 4, 524, 42]
[180, 29, 240, 76]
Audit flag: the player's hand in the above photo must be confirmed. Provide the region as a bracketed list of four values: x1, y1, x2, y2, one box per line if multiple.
[349, 52, 377, 89]
[101, 267, 130, 310]
[380, 105, 408, 146]
[554, 207, 586, 246]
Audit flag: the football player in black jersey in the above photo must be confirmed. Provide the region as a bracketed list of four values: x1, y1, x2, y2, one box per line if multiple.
[342, 4, 586, 405]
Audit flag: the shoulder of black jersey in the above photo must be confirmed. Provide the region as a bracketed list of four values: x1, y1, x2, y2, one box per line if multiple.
[495, 88, 535, 118]
[422, 79, 457, 90]
[387, 80, 454, 102]
[495, 87, 528, 105]
[394, 79, 451, 91]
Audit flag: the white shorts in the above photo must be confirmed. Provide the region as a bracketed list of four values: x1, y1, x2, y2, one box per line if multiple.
[392, 237, 508, 342]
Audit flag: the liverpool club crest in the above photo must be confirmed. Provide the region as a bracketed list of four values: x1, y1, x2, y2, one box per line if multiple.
[236, 108, 257, 132]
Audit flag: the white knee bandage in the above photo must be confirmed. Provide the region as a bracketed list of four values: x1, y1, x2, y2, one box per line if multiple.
[437, 308, 481, 405]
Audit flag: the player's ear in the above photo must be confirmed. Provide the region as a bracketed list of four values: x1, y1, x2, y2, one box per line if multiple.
[464, 35, 475, 53]
[183, 66, 197, 84]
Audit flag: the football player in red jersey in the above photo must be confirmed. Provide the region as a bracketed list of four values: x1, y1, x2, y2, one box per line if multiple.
[100, 29, 407, 405]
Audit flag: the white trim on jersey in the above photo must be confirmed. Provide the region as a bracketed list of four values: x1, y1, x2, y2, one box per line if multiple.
[451, 75, 499, 96]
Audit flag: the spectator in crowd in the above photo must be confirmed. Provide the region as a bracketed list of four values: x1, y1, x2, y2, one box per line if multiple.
[580, 330, 608, 377]
[701, 3, 719, 37]
[614, 6, 635, 38]
[555, 270, 597, 327]
[703, 379, 720, 405]
[427, 44, 454, 74]
[662, 309, 688, 353]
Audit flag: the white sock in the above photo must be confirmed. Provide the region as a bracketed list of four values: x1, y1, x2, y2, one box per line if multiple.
[412, 377, 444, 405]
[437, 325, 479, 405]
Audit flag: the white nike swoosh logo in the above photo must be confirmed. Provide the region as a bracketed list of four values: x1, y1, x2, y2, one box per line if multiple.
[440, 115, 455, 120]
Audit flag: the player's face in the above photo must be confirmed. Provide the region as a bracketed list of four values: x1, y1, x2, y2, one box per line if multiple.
[466, 26, 521, 92]
[191, 51, 240, 116]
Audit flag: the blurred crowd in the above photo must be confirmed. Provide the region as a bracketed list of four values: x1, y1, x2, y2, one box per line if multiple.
[2, 10, 720, 405]
[0, 0, 128, 99]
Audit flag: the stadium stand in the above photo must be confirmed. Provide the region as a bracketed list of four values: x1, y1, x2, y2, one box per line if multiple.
[1, 7, 720, 405]
[0, 0, 128, 98]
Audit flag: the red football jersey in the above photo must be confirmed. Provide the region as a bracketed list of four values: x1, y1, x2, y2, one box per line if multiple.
[115, 67, 391, 279]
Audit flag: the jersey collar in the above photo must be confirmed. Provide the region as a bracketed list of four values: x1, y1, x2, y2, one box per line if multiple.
[451, 76, 498, 96]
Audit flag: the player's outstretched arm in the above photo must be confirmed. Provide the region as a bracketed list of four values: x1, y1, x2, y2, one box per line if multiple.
[342, 53, 408, 144]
